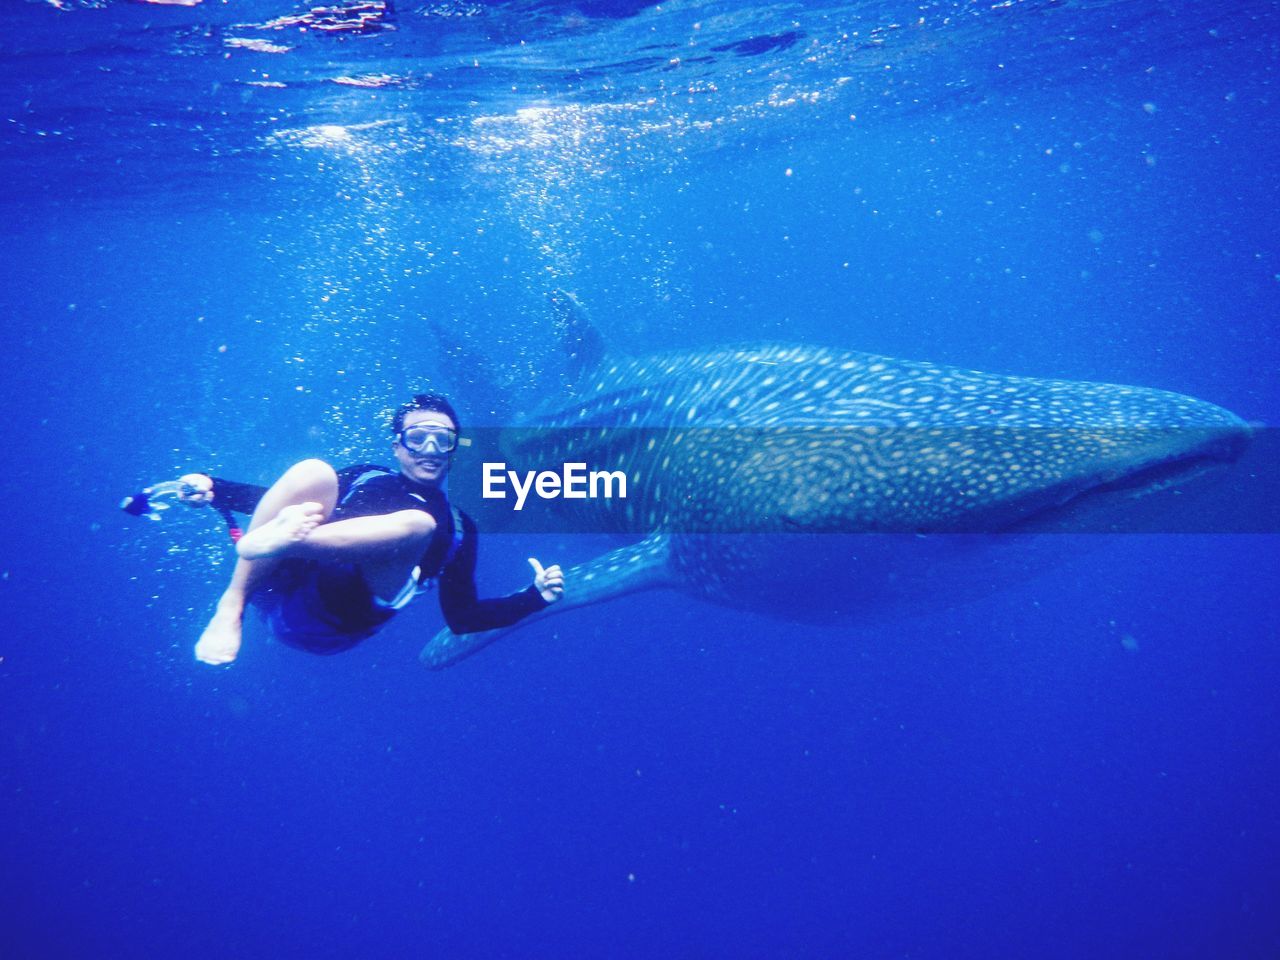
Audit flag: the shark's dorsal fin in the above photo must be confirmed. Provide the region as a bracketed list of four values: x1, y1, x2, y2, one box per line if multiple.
[548, 289, 606, 390]
[424, 317, 514, 421]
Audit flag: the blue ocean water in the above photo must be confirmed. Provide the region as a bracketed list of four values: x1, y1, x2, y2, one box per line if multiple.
[2, 1, 1278, 957]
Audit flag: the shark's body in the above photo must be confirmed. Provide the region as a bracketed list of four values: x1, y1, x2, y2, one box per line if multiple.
[421, 295, 1250, 668]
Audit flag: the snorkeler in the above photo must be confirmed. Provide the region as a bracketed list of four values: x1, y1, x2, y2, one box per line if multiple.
[179, 393, 563, 665]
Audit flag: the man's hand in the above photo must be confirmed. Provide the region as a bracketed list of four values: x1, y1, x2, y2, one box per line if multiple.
[178, 473, 215, 506]
[528, 558, 565, 604]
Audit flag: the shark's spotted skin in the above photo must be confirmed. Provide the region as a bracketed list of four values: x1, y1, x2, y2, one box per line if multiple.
[512, 342, 1247, 535]
[421, 297, 1250, 669]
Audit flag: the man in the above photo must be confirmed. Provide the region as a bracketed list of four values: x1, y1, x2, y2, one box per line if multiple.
[184, 392, 563, 665]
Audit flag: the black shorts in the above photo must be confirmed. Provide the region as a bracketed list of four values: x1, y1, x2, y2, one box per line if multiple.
[251, 558, 393, 654]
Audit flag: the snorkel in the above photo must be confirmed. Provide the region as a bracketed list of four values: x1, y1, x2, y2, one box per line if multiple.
[121, 478, 243, 542]
[120, 480, 196, 521]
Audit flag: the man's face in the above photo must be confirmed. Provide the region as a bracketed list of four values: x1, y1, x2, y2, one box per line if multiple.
[394, 409, 456, 487]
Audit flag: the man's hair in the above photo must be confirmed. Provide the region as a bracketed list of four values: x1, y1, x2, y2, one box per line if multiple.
[391, 392, 461, 435]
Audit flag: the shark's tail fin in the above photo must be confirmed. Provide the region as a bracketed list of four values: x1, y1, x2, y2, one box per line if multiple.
[548, 289, 606, 391]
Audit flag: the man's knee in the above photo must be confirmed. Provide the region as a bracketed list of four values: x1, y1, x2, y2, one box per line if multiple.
[286, 459, 339, 488]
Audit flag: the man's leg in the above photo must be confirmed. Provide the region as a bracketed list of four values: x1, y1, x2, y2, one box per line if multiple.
[195, 459, 339, 665]
[241, 509, 437, 603]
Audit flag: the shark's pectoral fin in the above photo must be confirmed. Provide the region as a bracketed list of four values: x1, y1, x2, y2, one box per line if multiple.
[419, 533, 677, 670]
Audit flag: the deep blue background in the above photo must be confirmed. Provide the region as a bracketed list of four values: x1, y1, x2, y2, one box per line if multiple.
[2, 1, 1278, 957]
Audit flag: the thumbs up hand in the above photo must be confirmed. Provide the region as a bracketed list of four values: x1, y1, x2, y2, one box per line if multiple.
[528, 557, 565, 604]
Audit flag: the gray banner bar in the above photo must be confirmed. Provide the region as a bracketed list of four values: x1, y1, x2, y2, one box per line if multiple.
[444, 425, 1278, 535]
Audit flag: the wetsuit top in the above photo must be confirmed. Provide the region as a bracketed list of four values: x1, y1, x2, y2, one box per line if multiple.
[211, 464, 548, 635]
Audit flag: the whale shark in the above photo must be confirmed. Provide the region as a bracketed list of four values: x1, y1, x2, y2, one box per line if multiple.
[421, 293, 1251, 669]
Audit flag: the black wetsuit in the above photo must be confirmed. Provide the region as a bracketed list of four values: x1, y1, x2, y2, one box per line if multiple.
[212, 464, 547, 653]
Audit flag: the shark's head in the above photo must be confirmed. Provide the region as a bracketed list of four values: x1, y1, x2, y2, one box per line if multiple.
[751, 382, 1251, 534]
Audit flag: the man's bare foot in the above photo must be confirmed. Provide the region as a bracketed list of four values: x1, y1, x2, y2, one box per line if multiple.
[236, 501, 325, 560]
[195, 610, 242, 665]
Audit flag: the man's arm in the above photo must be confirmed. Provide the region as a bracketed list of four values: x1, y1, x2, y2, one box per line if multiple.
[437, 515, 551, 635]
[179, 464, 388, 516]
[178, 473, 267, 514]
[212, 477, 269, 514]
